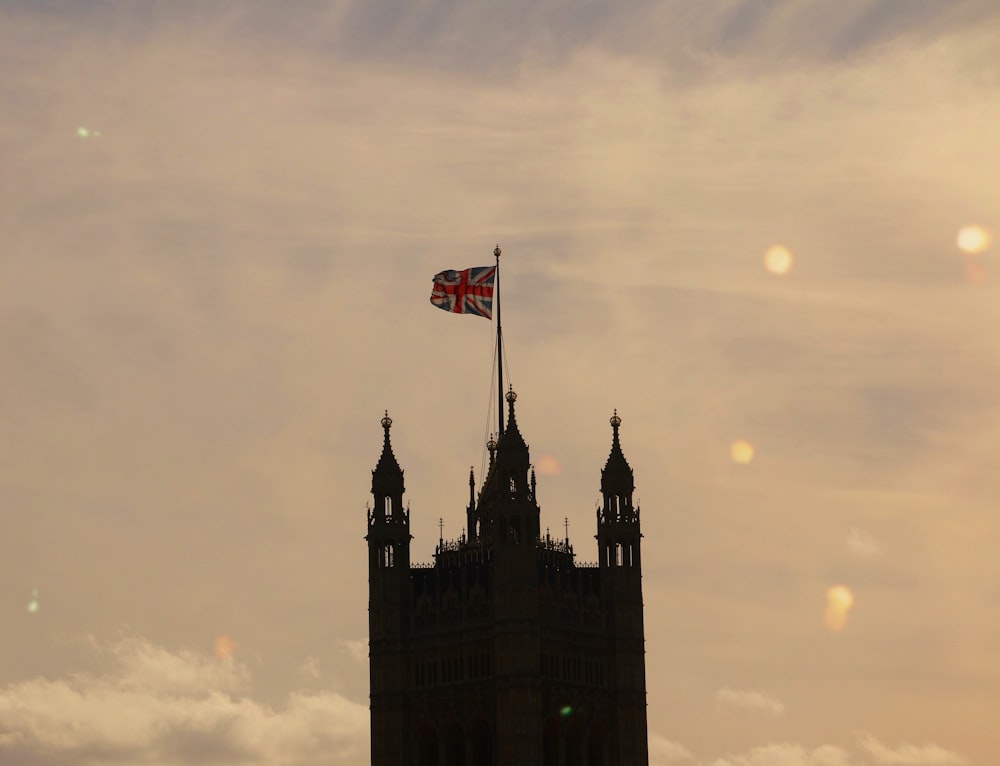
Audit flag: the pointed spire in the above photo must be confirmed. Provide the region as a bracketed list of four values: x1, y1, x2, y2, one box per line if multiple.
[601, 409, 634, 495]
[372, 410, 404, 498]
[487, 433, 497, 469]
[497, 387, 527, 453]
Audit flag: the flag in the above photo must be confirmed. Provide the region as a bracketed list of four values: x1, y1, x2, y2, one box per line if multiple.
[429, 266, 496, 319]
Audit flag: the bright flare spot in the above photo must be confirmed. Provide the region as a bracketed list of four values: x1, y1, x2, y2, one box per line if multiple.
[213, 634, 236, 660]
[560, 706, 573, 718]
[764, 245, 794, 275]
[824, 585, 855, 632]
[535, 455, 561, 476]
[957, 225, 991, 254]
[730, 440, 754, 464]
[26, 589, 40, 614]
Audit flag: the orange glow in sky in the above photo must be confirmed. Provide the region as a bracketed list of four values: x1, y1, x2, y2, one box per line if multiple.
[534, 454, 561, 476]
[213, 634, 236, 660]
[824, 585, 855, 632]
[730, 440, 755, 464]
[963, 260, 988, 286]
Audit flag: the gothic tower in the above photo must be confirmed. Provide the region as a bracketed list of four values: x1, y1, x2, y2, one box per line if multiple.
[367, 412, 412, 765]
[596, 411, 648, 763]
[366, 397, 649, 766]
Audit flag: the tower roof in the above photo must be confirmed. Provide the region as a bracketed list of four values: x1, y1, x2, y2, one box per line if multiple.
[372, 410, 405, 496]
[601, 409, 634, 495]
[495, 388, 527, 457]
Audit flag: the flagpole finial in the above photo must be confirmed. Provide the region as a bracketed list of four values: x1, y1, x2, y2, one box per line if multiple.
[494, 244, 501, 259]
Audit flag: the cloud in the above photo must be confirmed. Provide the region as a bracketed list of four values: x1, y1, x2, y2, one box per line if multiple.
[649, 732, 695, 764]
[846, 527, 880, 556]
[342, 639, 368, 664]
[858, 733, 967, 765]
[708, 743, 854, 766]
[715, 687, 786, 717]
[297, 656, 321, 681]
[13, 0, 995, 81]
[0, 634, 368, 766]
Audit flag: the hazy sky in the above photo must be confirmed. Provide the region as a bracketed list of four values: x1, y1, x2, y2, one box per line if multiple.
[2, 1, 999, 764]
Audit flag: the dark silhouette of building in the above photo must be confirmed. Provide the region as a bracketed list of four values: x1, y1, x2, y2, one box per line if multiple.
[366, 390, 648, 765]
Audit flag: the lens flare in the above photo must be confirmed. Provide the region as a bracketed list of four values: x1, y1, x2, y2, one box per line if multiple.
[957, 225, 991, 254]
[213, 634, 236, 660]
[535, 455, 561, 476]
[964, 260, 988, 286]
[730, 440, 754, 464]
[764, 245, 794, 275]
[824, 585, 854, 632]
[26, 589, 40, 614]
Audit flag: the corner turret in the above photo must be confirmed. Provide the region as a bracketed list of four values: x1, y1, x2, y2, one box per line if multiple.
[367, 411, 410, 570]
[597, 410, 641, 569]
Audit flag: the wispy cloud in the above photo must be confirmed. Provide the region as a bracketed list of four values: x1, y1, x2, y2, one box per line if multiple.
[297, 656, 321, 680]
[650, 732, 696, 764]
[715, 687, 786, 717]
[858, 733, 967, 765]
[708, 743, 853, 766]
[342, 639, 368, 664]
[846, 527, 880, 556]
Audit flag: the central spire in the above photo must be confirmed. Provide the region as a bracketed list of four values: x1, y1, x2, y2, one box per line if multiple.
[497, 388, 526, 454]
[601, 409, 634, 496]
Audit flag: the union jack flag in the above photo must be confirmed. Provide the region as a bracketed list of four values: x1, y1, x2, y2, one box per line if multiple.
[429, 266, 496, 319]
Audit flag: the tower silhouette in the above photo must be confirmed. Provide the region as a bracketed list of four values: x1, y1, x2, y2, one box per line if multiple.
[367, 395, 648, 765]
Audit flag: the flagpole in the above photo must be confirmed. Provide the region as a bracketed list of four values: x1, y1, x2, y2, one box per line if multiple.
[494, 244, 504, 438]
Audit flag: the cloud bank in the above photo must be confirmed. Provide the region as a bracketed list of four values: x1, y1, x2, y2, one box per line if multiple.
[0, 635, 368, 766]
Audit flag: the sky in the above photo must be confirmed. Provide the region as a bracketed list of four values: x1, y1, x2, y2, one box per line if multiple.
[1, 1, 999, 764]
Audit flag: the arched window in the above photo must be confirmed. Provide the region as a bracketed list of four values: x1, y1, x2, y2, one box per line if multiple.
[383, 543, 395, 568]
